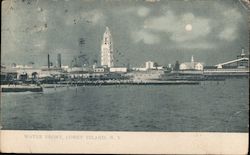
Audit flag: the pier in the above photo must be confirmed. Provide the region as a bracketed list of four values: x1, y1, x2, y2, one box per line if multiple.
[1, 85, 43, 92]
[58, 80, 200, 86]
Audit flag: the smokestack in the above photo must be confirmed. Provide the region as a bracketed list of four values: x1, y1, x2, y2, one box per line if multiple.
[48, 54, 50, 69]
[57, 53, 62, 68]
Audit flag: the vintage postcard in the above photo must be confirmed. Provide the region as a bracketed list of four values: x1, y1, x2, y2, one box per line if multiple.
[0, 0, 249, 154]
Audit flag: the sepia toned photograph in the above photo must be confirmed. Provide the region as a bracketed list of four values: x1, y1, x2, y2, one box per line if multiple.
[1, 0, 249, 154]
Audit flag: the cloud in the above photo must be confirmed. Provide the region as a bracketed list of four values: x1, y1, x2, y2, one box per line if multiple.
[177, 42, 216, 50]
[30, 25, 48, 33]
[222, 9, 242, 21]
[145, 0, 160, 3]
[218, 8, 242, 41]
[137, 7, 150, 17]
[65, 10, 105, 26]
[144, 11, 211, 42]
[219, 27, 237, 41]
[131, 29, 160, 45]
[80, 10, 106, 25]
[33, 39, 47, 50]
[37, 8, 49, 23]
[120, 6, 150, 17]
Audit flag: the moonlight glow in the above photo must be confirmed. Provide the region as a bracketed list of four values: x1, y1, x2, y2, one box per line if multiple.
[185, 24, 193, 31]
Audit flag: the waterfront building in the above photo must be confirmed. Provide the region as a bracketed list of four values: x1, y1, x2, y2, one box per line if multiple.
[127, 70, 164, 81]
[215, 49, 249, 69]
[12, 65, 33, 69]
[203, 50, 249, 76]
[4, 63, 64, 79]
[129, 61, 164, 80]
[101, 27, 114, 68]
[132, 61, 163, 71]
[132, 67, 147, 71]
[94, 67, 105, 73]
[61, 65, 69, 71]
[145, 61, 155, 69]
[179, 56, 204, 71]
[109, 67, 127, 73]
[1, 65, 18, 82]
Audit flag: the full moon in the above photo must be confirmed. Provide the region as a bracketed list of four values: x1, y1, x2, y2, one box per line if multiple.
[185, 24, 192, 31]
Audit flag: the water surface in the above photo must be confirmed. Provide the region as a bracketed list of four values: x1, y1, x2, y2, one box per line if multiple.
[1, 79, 249, 132]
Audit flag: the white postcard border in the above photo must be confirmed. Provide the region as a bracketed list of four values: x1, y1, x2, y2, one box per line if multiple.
[0, 130, 248, 154]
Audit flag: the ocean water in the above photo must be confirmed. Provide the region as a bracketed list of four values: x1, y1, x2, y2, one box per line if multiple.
[1, 78, 249, 132]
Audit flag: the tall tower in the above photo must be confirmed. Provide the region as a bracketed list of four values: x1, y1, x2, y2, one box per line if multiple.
[101, 27, 114, 67]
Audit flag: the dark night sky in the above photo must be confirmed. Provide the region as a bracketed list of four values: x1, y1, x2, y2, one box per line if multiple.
[2, 0, 249, 67]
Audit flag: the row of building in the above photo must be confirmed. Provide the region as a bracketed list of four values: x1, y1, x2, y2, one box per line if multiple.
[1, 26, 249, 82]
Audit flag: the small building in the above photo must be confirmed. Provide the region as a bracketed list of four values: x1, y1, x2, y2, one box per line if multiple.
[61, 65, 69, 71]
[94, 67, 105, 73]
[132, 61, 163, 71]
[132, 67, 147, 71]
[1, 66, 18, 83]
[145, 61, 155, 69]
[67, 67, 92, 73]
[12, 65, 33, 69]
[179, 56, 204, 71]
[109, 67, 127, 73]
